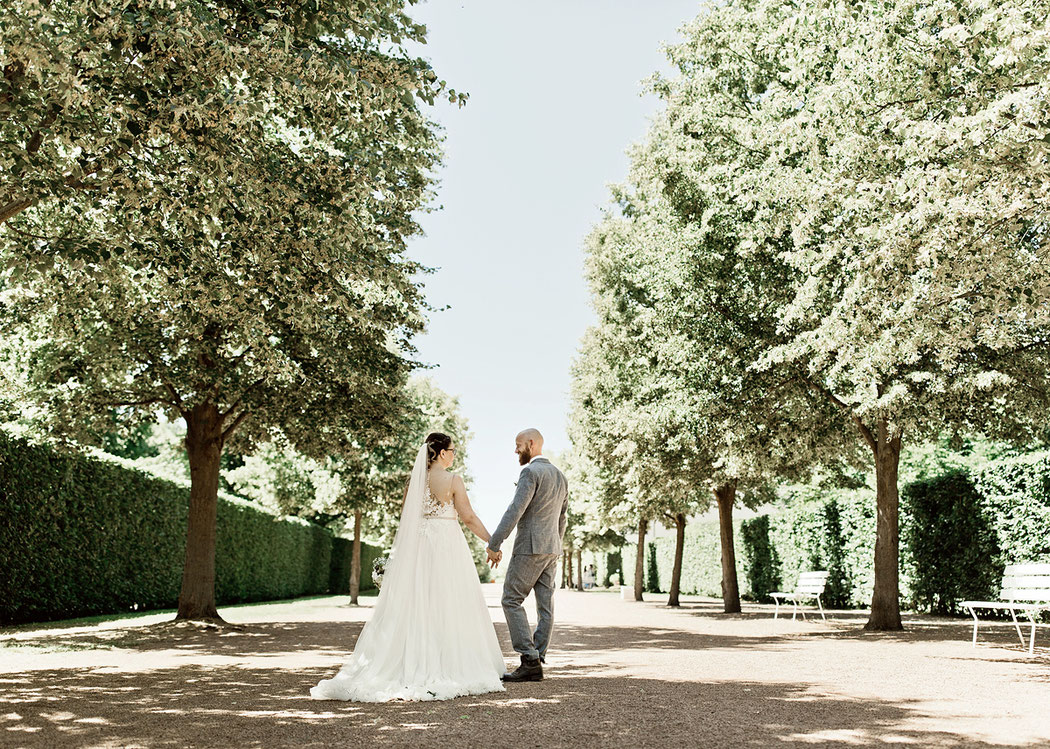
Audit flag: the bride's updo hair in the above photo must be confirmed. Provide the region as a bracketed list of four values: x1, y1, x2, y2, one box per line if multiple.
[425, 432, 453, 469]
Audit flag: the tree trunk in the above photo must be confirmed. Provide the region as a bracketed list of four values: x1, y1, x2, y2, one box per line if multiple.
[576, 548, 584, 591]
[561, 551, 568, 588]
[567, 546, 574, 591]
[668, 513, 686, 607]
[176, 402, 225, 622]
[865, 418, 904, 631]
[634, 517, 648, 602]
[715, 484, 741, 614]
[349, 509, 362, 605]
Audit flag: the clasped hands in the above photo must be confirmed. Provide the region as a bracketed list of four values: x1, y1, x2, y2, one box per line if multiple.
[486, 547, 503, 568]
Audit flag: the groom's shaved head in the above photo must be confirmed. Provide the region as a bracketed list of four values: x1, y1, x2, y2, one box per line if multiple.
[516, 428, 543, 447]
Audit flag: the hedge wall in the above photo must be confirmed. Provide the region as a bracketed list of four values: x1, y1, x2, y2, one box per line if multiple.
[589, 450, 1050, 615]
[0, 431, 374, 625]
[330, 536, 384, 595]
[900, 470, 1000, 614]
[750, 490, 877, 608]
[615, 517, 741, 597]
[972, 452, 1050, 564]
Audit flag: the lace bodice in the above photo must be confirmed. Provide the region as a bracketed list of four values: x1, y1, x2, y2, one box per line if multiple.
[423, 476, 458, 519]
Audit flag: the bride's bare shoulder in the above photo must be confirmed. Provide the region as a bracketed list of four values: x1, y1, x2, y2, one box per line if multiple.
[429, 469, 456, 497]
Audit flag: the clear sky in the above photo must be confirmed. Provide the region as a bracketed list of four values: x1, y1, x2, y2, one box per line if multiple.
[405, 0, 700, 530]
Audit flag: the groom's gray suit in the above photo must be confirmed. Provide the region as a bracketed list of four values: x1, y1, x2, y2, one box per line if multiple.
[487, 457, 569, 662]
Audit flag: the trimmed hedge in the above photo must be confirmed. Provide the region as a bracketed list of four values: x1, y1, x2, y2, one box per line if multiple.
[740, 515, 781, 601]
[972, 452, 1050, 564]
[330, 536, 384, 595]
[0, 431, 373, 625]
[616, 517, 741, 597]
[901, 470, 1000, 615]
[645, 541, 660, 592]
[760, 491, 875, 608]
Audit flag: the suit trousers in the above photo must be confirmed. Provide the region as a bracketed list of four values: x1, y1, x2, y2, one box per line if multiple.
[501, 552, 561, 661]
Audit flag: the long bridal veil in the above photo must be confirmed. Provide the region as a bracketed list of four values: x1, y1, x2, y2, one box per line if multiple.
[371, 441, 428, 608]
[310, 441, 506, 702]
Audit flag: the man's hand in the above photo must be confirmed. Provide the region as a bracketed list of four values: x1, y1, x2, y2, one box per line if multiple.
[486, 548, 503, 569]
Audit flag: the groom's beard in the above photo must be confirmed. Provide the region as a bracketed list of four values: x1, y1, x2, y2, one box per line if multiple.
[518, 448, 532, 466]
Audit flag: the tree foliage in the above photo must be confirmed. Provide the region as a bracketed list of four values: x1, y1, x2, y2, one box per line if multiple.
[0, 0, 460, 621]
[573, 0, 1050, 628]
[1, 0, 465, 255]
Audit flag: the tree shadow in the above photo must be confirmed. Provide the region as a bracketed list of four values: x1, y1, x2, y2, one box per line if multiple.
[669, 600, 1050, 655]
[550, 623, 786, 654]
[0, 664, 1010, 748]
[2, 607, 1044, 747]
[2, 620, 367, 658]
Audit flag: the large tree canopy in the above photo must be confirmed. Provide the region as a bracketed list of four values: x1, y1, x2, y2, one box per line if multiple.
[575, 0, 1050, 628]
[1, 0, 464, 258]
[0, 0, 460, 622]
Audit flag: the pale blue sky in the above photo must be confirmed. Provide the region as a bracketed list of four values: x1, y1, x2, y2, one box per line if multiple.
[406, 0, 700, 529]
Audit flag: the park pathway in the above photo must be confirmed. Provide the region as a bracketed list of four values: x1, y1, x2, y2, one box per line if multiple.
[2, 586, 1049, 747]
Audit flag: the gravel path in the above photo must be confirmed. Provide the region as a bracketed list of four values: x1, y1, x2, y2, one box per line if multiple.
[2, 586, 1049, 748]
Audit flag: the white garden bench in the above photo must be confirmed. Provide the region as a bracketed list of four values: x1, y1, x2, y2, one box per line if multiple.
[962, 563, 1050, 655]
[770, 571, 829, 621]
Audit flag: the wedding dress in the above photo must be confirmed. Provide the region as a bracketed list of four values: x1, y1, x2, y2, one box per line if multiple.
[310, 443, 506, 702]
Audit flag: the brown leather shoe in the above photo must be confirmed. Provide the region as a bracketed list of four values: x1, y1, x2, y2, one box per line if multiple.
[501, 656, 543, 682]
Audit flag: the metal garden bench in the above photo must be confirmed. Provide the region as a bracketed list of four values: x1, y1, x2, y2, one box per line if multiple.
[770, 571, 829, 621]
[962, 563, 1050, 655]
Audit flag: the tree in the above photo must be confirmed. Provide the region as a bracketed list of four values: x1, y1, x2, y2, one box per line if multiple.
[558, 446, 627, 592]
[570, 322, 711, 606]
[223, 376, 477, 603]
[570, 327, 664, 603]
[329, 377, 479, 599]
[1, 0, 464, 253]
[573, 168, 841, 612]
[0, 0, 455, 624]
[653, 0, 1050, 629]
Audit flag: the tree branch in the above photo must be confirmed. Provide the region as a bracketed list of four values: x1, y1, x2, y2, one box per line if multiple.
[0, 197, 37, 225]
[163, 381, 187, 417]
[90, 396, 172, 408]
[806, 378, 879, 454]
[219, 377, 264, 420]
[221, 409, 251, 442]
[2, 140, 131, 225]
[869, 80, 1043, 118]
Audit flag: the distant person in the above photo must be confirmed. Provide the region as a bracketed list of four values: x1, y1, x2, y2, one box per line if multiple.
[311, 432, 504, 702]
[486, 428, 570, 682]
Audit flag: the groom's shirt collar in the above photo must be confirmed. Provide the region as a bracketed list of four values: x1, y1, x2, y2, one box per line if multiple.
[528, 455, 548, 464]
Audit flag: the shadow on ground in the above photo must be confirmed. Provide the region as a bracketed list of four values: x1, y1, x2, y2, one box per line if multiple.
[5, 619, 788, 662]
[1, 620, 366, 659]
[0, 664, 1003, 749]
[667, 599, 1050, 656]
[0, 613, 1031, 749]
[550, 623, 786, 654]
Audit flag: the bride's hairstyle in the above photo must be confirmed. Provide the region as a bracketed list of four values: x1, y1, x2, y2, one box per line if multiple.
[425, 432, 453, 469]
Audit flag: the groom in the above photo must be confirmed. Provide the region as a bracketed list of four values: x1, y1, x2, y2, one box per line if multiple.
[486, 428, 569, 683]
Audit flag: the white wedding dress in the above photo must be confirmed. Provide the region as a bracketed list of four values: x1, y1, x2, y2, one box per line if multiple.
[310, 443, 506, 702]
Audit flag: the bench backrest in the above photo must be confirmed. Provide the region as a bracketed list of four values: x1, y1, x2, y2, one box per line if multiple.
[795, 571, 829, 595]
[1001, 563, 1050, 602]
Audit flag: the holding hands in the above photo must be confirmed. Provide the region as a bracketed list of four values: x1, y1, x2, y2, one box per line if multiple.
[486, 547, 503, 568]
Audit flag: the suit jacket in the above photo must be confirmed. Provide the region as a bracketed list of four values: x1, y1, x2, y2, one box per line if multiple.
[488, 457, 569, 556]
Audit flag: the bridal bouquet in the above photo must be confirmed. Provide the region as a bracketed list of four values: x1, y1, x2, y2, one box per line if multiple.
[371, 556, 388, 589]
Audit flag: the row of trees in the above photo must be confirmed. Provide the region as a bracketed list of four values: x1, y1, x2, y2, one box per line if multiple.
[1, 0, 465, 622]
[570, 0, 1050, 629]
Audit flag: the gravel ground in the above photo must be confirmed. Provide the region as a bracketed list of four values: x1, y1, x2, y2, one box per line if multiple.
[2, 585, 1049, 748]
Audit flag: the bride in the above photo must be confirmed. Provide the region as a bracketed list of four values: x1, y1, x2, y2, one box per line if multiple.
[310, 432, 506, 702]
